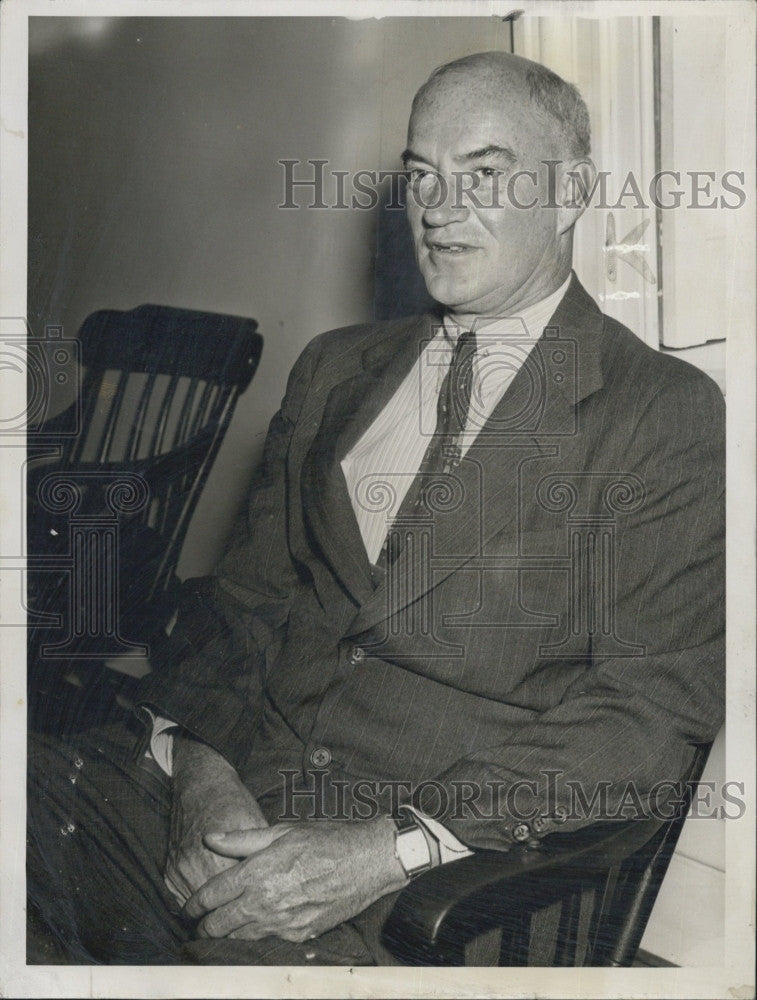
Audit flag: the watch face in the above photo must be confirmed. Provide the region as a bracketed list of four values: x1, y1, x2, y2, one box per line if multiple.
[396, 825, 431, 875]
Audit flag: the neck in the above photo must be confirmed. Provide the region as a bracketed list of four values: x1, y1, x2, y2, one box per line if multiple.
[448, 270, 573, 330]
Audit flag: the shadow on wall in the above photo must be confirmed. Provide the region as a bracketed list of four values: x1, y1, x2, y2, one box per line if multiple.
[373, 183, 436, 322]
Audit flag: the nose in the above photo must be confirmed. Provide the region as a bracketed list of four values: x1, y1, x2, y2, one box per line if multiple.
[414, 172, 469, 228]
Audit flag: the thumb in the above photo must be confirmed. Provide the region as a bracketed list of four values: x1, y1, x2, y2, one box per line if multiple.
[203, 824, 291, 857]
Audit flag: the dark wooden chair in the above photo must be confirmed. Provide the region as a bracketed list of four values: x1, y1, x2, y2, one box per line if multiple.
[27, 304, 262, 730]
[382, 742, 711, 966]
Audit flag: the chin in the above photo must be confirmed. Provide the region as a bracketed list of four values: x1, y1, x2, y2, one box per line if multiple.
[422, 275, 479, 312]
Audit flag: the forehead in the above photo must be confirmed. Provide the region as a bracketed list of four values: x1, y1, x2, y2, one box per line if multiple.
[407, 72, 557, 159]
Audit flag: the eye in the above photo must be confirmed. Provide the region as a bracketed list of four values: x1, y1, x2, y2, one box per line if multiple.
[406, 168, 442, 205]
[475, 166, 504, 179]
[406, 167, 432, 183]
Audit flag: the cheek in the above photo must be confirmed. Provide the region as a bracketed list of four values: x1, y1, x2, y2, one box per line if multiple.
[484, 212, 549, 260]
[479, 220, 519, 259]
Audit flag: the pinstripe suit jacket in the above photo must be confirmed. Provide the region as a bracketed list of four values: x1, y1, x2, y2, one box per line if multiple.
[138, 274, 725, 848]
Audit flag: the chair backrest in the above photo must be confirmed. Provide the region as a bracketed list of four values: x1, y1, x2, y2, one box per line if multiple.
[30, 304, 262, 623]
[64, 304, 258, 459]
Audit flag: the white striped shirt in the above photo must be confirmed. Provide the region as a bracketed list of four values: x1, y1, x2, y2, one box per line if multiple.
[341, 277, 571, 564]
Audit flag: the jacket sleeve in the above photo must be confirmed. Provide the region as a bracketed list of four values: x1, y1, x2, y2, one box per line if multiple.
[135, 334, 323, 769]
[416, 370, 726, 850]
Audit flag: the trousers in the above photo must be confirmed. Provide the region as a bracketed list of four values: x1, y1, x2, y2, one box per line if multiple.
[26, 707, 396, 966]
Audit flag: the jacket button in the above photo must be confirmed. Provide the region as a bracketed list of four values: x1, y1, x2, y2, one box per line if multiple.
[309, 747, 331, 768]
[553, 806, 568, 824]
[512, 823, 531, 842]
[349, 646, 366, 665]
[532, 815, 550, 834]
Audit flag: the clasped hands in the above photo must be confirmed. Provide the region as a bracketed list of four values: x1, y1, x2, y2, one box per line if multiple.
[166, 735, 407, 943]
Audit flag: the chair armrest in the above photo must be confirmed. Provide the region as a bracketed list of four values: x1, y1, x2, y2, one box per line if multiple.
[382, 817, 663, 965]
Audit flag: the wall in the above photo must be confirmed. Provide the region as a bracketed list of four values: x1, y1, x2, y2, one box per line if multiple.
[28, 14, 512, 577]
[640, 727, 726, 966]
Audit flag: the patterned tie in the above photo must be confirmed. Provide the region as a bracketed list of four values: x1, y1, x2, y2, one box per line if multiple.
[376, 329, 477, 569]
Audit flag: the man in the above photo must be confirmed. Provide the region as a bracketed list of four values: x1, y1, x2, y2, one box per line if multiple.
[28, 51, 724, 965]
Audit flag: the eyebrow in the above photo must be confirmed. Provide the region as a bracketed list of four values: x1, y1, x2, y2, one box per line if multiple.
[401, 148, 424, 166]
[454, 144, 517, 165]
[401, 144, 517, 167]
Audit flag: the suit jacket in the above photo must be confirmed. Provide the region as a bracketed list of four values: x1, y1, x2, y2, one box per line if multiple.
[138, 274, 725, 848]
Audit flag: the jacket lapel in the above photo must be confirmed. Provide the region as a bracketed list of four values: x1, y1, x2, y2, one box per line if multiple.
[346, 273, 606, 636]
[301, 312, 443, 606]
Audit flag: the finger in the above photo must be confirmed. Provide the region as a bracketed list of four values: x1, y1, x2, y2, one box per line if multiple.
[183, 861, 248, 919]
[228, 923, 266, 941]
[203, 824, 291, 858]
[167, 846, 235, 903]
[198, 894, 264, 939]
[198, 894, 310, 940]
[275, 908, 326, 943]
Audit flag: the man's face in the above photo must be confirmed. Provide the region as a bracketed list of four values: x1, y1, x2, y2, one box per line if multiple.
[404, 71, 567, 319]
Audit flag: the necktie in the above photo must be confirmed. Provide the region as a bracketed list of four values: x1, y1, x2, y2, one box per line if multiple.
[376, 329, 477, 569]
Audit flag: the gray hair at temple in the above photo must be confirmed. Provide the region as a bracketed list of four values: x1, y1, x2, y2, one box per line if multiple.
[412, 51, 592, 159]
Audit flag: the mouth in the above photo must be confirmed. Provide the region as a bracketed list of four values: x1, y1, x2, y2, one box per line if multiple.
[425, 241, 477, 256]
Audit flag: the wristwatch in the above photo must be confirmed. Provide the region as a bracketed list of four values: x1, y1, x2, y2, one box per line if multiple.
[392, 807, 433, 878]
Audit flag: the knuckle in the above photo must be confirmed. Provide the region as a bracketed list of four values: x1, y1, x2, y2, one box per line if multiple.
[201, 914, 223, 938]
[270, 893, 289, 914]
[236, 893, 255, 920]
[282, 926, 310, 943]
[223, 864, 240, 888]
[194, 886, 211, 911]
[233, 922, 263, 941]
[291, 916, 320, 943]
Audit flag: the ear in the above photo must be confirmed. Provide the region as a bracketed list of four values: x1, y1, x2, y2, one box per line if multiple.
[556, 158, 596, 235]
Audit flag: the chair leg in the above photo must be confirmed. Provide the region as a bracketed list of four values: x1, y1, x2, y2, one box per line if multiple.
[498, 912, 531, 966]
[553, 891, 583, 966]
[586, 865, 621, 965]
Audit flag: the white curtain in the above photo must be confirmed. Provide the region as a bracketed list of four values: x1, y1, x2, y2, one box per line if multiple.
[515, 12, 750, 358]
[657, 16, 751, 350]
[514, 15, 660, 348]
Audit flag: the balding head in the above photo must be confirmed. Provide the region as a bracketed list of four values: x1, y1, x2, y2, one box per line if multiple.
[411, 51, 591, 160]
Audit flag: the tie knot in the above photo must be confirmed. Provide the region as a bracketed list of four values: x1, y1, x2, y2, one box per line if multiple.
[452, 328, 476, 354]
